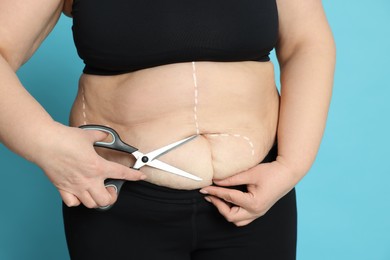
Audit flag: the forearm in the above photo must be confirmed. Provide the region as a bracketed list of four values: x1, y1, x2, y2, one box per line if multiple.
[276, 39, 336, 179]
[0, 55, 61, 163]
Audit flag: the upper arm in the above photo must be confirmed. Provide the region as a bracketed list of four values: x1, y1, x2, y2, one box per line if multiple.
[0, 0, 65, 70]
[276, 0, 335, 62]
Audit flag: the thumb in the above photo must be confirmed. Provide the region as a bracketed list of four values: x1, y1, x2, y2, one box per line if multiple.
[213, 169, 255, 186]
[84, 129, 109, 143]
[105, 160, 147, 181]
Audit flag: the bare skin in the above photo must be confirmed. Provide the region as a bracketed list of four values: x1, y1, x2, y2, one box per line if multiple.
[69, 61, 279, 190]
[0, 0, 335, 227]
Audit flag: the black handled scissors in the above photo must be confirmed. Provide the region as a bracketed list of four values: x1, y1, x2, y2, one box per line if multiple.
[80, 125, 201, 210]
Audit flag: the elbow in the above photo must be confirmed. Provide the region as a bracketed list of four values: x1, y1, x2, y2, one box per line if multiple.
[0, 47, 25, 72]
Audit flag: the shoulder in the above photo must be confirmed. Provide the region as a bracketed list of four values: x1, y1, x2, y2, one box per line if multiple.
[62, 0, 73, 17]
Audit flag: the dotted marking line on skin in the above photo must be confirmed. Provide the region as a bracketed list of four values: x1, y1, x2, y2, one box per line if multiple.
[207, 133, 255, 156]
[192, 62, 200, 135]
[191, 62, 255, 157]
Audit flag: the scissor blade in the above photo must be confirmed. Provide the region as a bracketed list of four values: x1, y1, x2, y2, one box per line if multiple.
[147, 159, 202, 181]
[146, 135, 198, 161]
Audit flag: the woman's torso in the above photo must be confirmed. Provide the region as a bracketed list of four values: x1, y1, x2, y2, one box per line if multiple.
[68, 0, 280, 190]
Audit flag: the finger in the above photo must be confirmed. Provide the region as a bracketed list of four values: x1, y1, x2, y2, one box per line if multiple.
[106, 185, 118, 197]
[205, 196, 232, 219]
[235, 219, 255, 227]
[78, 191, 98, 209]
[105, 161, 147, 181]
[213, 170, 255, 187]
[88, 184, 117, 208]
[83, 129, 109, 143]
[200, 186, 251, 207]
[60, 190, 81, 207]
[205, 196, 251, 224]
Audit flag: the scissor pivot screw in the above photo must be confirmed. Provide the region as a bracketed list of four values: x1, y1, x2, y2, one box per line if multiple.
[141, 156, 149, 163]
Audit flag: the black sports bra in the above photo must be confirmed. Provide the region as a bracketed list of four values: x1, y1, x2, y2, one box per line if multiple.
[71, 0, 278, 75]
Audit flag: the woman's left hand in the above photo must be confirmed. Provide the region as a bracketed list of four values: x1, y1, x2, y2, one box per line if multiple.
[199, 160, 300, 227]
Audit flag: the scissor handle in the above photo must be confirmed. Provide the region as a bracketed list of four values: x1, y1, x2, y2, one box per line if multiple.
[79, 125, 138, 154]
[97, 179, 125, 211]
[79, 125, 138, 211]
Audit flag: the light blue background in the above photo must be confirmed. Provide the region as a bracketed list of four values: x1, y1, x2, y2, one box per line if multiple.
[1, 1, 389, 259]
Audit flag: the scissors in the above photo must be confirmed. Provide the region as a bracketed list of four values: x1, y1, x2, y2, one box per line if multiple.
[80, 125, 201, 210]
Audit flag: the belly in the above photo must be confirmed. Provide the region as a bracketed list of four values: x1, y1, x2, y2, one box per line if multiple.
[69, 61, 279, 189]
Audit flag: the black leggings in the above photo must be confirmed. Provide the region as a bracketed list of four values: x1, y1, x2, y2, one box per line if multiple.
[63, 145, 297, 260]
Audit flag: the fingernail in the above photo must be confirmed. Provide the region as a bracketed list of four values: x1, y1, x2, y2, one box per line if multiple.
[204, 197, 212, 203]
[199, 189, 208, 194]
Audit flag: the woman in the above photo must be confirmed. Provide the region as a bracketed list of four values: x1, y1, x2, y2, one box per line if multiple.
[0, 0, 335, 259]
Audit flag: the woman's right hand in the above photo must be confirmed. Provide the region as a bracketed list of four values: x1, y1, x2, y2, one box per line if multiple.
[34, 123, 147, 209]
